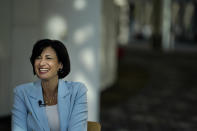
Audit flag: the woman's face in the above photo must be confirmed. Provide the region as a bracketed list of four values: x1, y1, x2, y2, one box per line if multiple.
[34, 46, 62, 81]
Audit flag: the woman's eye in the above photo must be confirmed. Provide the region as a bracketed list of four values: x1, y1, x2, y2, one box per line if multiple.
[46, 57, 52, 59]
[36, 56, 41, 59]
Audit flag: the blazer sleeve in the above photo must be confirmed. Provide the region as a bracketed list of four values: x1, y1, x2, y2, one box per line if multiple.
[12, 87, 27, 131]
[68, 83, 88, 131]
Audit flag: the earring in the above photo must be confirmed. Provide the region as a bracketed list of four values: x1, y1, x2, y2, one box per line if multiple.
[58, 68, 63, 74]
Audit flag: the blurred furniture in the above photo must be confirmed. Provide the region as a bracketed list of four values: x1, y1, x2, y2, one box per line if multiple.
[88, 121, 101, 131]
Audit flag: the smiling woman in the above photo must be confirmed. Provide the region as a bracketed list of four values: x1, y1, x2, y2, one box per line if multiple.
[12, 39, 88, 131]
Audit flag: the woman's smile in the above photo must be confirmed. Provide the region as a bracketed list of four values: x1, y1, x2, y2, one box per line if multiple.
[39, 68, 49, 74]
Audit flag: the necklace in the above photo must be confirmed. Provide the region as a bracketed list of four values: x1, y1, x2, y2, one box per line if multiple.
[43, 92, 57, 105]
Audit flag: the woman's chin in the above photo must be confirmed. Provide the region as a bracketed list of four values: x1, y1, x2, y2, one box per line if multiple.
[37, 75, 49, 80]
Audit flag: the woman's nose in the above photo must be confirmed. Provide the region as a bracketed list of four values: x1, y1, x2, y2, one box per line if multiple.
[39, 59, 46, 65]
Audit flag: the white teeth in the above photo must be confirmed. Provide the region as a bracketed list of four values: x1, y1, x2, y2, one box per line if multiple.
[39, 68, 48, 71]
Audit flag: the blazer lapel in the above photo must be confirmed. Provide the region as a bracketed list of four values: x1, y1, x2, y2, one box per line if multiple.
[27, 80, 50, 131]
[58, 79, 70, 131]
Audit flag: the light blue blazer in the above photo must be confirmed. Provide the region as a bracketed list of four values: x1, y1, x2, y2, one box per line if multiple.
[12, 79, 88, 131]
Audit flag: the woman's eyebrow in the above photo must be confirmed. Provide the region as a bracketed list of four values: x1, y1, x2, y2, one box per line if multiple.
[45, 54, 52, 57]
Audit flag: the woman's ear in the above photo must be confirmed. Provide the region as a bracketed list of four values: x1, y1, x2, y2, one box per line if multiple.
[59, 63, 63, 69]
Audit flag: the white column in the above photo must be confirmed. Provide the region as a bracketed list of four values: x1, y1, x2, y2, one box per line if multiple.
[65, 0, 101, 122]
[101, 0, 118, 90]
[162, 0, 172, 51]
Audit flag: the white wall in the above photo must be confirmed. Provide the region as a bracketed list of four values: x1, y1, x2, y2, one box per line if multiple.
[0, 0, 12, 116]
[11, 0, 41, 85]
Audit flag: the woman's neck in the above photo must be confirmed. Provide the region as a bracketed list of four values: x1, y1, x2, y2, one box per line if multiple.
[41, 77, 58, 96]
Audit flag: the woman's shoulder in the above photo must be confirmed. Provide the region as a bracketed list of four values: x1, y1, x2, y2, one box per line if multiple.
[14, 82, 34, 92]
[63, 81, 87, 101]
[64, 81, 88, 94]
[65, 81, 86, 87]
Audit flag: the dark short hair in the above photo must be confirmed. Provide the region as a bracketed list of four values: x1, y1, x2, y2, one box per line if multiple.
[30, 39, 70, 78]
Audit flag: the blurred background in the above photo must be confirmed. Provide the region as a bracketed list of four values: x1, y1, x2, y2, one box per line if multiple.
[1, 0, 197, 130]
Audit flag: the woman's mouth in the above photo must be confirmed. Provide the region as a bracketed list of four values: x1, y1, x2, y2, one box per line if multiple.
[39, 68, 49, 73]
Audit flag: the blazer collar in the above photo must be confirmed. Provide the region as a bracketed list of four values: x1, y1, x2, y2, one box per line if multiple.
[27, 79, 70, 99]
[58, 79, 70, 98]
[57, 79, 71, 131]
[27, 80, 43, 100]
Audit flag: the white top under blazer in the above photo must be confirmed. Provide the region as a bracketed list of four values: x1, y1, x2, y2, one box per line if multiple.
[45, 105, 60, 131]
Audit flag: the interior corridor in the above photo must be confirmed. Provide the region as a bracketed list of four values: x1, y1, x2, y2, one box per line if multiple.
[100, 45, 197, 131]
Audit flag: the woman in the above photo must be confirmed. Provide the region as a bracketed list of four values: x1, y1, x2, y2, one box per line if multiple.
[12, 39, 88, 131]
